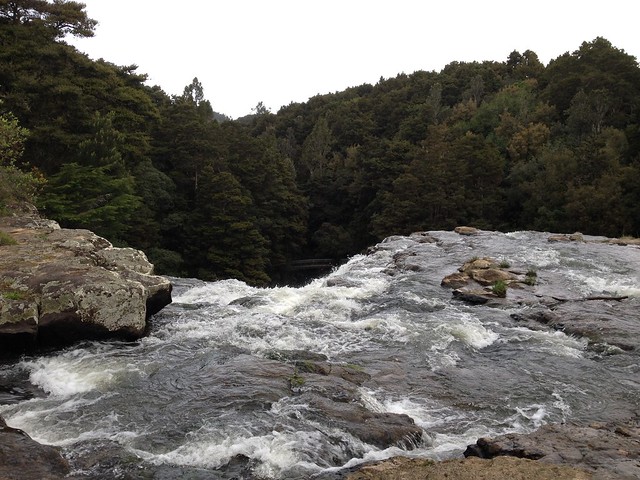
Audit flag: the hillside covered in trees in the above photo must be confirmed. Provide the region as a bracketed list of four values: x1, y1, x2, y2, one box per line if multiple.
[2, 1, 640, 286]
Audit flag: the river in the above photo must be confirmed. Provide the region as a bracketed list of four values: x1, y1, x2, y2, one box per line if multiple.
[1, 230, 639, 479]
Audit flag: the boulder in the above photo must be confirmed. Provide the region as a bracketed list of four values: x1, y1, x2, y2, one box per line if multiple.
[548, 233, 585, 243]
[452, 289, 490, 305]
[243, 350, 421, 450]
[469, 268, 515, 286]
[0, 212, 172, 354]
[297, 392, 423, 449]
[459, 257, 496, 271]
[455, 226, 480, 236]
[442, 257, 516, 301]
[0, 415, 70, 480]
[441, 272, 470, 289]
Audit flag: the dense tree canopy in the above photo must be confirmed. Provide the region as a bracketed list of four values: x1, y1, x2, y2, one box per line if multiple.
[1, 2, 639, 286]
[0, 0, 96, 38]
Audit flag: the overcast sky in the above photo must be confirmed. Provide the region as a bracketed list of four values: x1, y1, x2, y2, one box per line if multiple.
[68, 1, 639, 119]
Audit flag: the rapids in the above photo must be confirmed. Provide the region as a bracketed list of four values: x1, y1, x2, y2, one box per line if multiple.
[1, 230, 639, 479]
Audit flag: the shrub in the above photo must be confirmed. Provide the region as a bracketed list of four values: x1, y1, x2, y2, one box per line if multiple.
[492, 280, 508, 297]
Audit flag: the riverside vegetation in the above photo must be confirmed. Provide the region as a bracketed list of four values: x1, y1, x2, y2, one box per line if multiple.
[2, 1, 640, 287]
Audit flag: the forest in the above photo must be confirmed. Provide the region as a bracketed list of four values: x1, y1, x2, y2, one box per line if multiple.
[2, 1, 640, 286]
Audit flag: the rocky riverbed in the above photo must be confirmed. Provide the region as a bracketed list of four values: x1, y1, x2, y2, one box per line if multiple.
[1, 222, 639, 479]
[339, 228, 640, 479]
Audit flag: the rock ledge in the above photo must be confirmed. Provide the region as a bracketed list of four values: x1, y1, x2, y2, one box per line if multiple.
[0, 210, 172, 354]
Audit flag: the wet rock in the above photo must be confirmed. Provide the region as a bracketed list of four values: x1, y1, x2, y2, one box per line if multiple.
[296, 392, 423, 449]
[455, 226, 480, 235]
[469, 267, 515, 286]
[511, 299, 640, 353]
[460, 257, 496, 271]
[342, 456, 591, 480]
[464, 422, 640, 479]
[452, 289, 490, 305]
[0, 415, 69, 480]
[207, 354, 295, 407]
[0, 211, 172, 354]
[548, 232, 585, 243]
[265, 349, 329, 363]
[229, 295, 270, 308]
[391, 251, 423, 272]
[326, 277, 359, 287]
[409, 231, 438, 243]
[443, 257, 517, 290]
[297, 372, 363, 403]
[441, 272, 470, 289]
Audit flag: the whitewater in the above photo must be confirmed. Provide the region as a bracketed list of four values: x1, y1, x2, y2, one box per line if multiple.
[1, 229, 639, 479]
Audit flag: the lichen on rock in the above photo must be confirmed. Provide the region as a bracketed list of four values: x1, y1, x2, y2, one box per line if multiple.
[0, 210, 172, 355]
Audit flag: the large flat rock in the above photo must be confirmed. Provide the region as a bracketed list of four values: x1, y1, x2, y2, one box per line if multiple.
[0, 211, 172, 354]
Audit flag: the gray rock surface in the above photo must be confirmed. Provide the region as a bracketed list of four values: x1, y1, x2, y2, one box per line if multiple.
[0, 211, 172, 353]
[464, 422, 640, 479]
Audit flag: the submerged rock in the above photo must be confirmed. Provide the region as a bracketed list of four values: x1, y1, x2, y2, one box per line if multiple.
[510, 297, 640, 355]
[0, 211, 172, 354]
[297, 392, 423, 449]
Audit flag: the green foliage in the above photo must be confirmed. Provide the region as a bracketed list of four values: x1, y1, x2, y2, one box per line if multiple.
[499, 259, 511, 269]
[288, 371, 305, 389]
[524, 269, 537, 286]
[0, 112, 29, 166]
[492, 280, 508, 297]
[186, 167, 270, 285]
[0, 0, 97, 39]
[38, 112, 142, 242]
[3, 290, 25, 300]
[0, 230, 17, 245]
[145, 248, 184, 276]
[0, 112, 45, 211]
[3, 14, 640, 287]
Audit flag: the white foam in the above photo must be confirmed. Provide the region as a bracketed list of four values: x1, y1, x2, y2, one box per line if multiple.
[508, 404, 549, 430]
[139, 429, 325, 478]
[172, 279, 256, 305]
[23, 353, 139, 397]
[0, 395, 126, 446]
[574, 273, 640, 297]
[504, 327, 587, 358]
[435, 311, 499, 350]
[150, 267, 401, 358]
[512, 247, 561, 268]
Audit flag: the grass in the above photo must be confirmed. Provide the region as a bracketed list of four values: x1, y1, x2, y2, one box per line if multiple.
[343, 363, 364, 372]
[288, 371, 305, 389]
[524, 268, 538, 286]
[499, 258, 511, 268]
[492, 280, 508, 297]
[3, 290, 26, 300]
[0, 230, 17, 246]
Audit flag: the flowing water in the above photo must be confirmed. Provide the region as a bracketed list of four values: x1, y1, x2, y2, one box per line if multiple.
[1, 230, 639, 479]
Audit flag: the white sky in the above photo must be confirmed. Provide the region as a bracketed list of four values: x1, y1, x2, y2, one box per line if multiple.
[68, 1, 639, 119]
